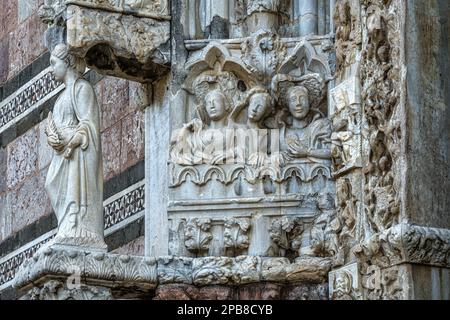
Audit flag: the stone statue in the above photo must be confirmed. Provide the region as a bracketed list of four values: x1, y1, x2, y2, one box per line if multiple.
[170, 87, 234, 165]
[276, 75, 332, 164]
[230, 87, 275, 167]
[44, 44, 106, 251]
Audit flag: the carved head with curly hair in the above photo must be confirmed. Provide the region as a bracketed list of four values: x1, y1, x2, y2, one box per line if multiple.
[272, 73, 325, 123]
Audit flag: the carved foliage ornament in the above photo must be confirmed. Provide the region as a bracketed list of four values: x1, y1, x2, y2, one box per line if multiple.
[267, 217, 304, 259]
[333, 0, 362, 75]
[360, 0, 401, 238]
[224, 218, 251, 253]
[354, 224, 450, 269]
[184, 218, 213, 254]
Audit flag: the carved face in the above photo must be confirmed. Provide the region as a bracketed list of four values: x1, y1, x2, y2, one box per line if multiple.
[205, 90, 227, 121]
[287, 86, 310, 120]
[50, 55, 67, 82]
[248, 92, 271, 123]
[377, 45, 390, 63]
[334, 272, 351, 297]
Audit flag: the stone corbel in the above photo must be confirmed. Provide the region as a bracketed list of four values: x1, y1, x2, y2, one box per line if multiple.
[39, 0, 171, 82]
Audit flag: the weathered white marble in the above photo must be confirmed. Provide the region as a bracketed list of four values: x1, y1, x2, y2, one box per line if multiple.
[44, 44, 106, 251]
[4, 0, 450, 301]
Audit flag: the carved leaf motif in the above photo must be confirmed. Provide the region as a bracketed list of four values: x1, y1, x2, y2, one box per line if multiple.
[268, 217, 304, 258]
[224, 218, 251, 251]
[358, 0, 402, 243]
[184, 218, 213, 253]
[44, 111, 61, 142]
[191, 257, 233, 286]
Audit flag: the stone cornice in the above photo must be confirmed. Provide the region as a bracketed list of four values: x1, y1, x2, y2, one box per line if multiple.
[14, 246, 332, 297]
[354, 223, 450, 269]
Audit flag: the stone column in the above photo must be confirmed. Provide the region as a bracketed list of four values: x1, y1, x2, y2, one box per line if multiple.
[144, 79, 171, 257]
[401, 0, 450, 299]
[299, 0, 318, 36]
[145, 0, 189, 257]
[329, 0, 336, 32]
[202, 0, 229, 24]
[318, 0, 327, 35]
[198, 0, 231, 39]
[245, 0, 283, 34]
[186, 0, 203, 39]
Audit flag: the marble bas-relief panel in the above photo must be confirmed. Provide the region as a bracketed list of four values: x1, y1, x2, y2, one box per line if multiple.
[167, 25, 337, 259]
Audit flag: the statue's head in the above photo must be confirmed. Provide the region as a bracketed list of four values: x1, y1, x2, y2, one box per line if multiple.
[50, 44, 84, 82]
[204, 89, 228, 122]
[367, 5, 383, 34]
[287, 85, 310, 120]
[334, 271, 352, 297]
[248, 91, 273, 123]
[377, 44, 390, 63]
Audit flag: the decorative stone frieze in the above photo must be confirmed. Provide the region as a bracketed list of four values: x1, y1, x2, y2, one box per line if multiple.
[13, 244, 332, 300]
[0, 68, 61, 134]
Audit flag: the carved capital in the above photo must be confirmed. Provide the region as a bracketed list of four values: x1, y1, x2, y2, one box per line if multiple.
[223, 218, 251, 255]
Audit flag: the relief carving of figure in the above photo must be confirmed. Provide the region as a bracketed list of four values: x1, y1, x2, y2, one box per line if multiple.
[170, 85, 234, 166]
[230, 86, 274, 129]
[331, 116, 358, 172]
[273, 74, 332, 165]
[332, 271, 354, 300]
[44, 44, 106, 250]
[230, 87, 275, 168]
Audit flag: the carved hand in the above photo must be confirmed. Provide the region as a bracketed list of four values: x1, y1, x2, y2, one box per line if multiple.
[270, 152, 286, 168]
[45, 112, 64, 152]
[288, 141, 309, 158]
[248, 152, 266, 168]
[47, 135, 65, 152]
[63, 132, 85, 159]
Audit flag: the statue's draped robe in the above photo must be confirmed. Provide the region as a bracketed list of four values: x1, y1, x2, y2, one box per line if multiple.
[281, 114, 332, 163]
[45, 78, 105, 248]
